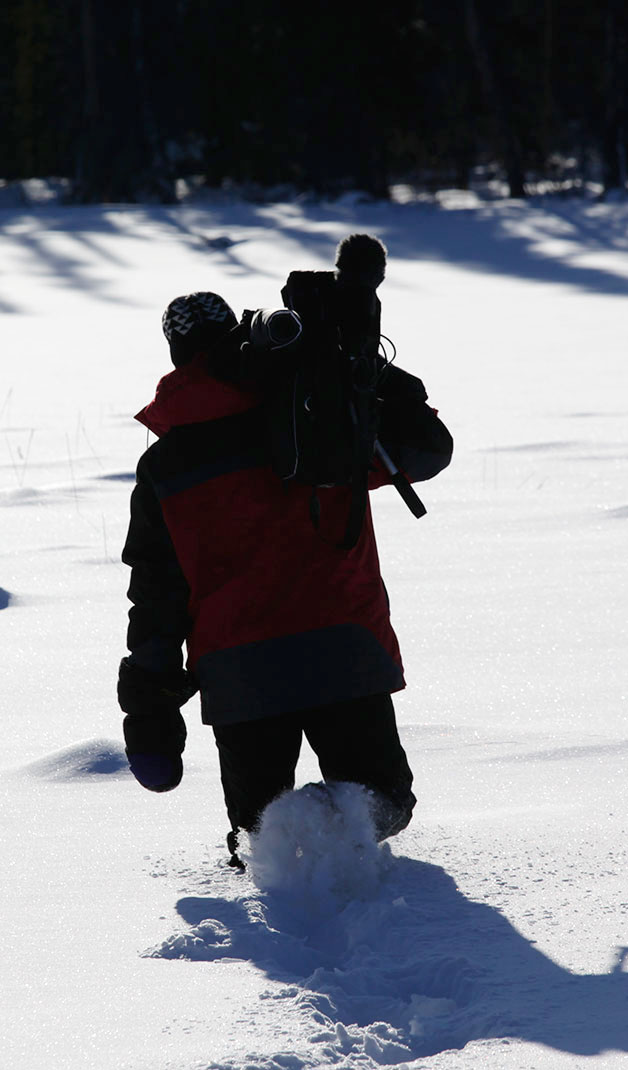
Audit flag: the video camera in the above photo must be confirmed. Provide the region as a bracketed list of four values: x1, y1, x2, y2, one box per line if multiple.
[241, 234, 426, 543]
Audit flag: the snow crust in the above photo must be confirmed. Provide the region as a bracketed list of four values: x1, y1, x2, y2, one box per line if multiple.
[1, 192, 627, 1069]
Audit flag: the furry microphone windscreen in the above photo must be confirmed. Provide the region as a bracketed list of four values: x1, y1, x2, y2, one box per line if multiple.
[334, 234, 387, 289]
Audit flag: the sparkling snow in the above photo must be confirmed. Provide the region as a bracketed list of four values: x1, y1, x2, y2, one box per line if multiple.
[1, 190, 627, 1069]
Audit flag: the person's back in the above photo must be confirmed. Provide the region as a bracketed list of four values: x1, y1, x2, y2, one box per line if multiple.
[118, 240, 453, 863]
[131, 350, 408, 723]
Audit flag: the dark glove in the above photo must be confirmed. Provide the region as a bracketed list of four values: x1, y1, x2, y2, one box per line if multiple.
[117, 656, 198, 715]
[123, 709, 186, 792]
[118, 658, 196, 793]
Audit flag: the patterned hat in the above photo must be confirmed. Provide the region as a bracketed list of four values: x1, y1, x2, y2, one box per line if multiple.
[162, 292, 237, 366]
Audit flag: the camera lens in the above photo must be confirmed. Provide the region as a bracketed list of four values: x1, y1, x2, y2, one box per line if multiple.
[251, 308, 302, 350]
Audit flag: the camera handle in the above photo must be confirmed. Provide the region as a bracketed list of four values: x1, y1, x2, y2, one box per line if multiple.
[374, 440, 427, 520]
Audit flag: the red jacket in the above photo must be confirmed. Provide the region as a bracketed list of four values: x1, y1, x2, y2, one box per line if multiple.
[122, 354, 452, 725]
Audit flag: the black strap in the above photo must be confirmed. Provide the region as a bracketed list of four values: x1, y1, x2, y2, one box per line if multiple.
[338, 394, 371, 551]
[309, 489, 321, 529]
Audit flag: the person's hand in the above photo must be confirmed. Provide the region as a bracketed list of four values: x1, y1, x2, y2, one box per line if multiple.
[122, 707, 187, 792]
[118, 658, 195, 792]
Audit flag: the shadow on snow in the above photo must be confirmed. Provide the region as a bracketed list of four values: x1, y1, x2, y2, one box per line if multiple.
[152, 853, 628, 1061]
[2, 196, 628, 312]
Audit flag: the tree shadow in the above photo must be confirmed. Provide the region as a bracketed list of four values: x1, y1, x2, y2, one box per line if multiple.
[371, 199, 628, 297]
[95, 471, 136, 482]
[0, 206, 146, 309]
[3, 194, 628, 311]
[157, 854, 628, 1061]
[199, 193, 628, 297]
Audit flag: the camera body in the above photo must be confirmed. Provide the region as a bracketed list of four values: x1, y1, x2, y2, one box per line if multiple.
[242, 233, 426, 544]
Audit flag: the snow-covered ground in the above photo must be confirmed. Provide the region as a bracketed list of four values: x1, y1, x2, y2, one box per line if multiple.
[1, 190, 627, 1069]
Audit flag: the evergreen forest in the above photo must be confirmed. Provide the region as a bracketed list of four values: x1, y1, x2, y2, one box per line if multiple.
[2, 0, 628, 201]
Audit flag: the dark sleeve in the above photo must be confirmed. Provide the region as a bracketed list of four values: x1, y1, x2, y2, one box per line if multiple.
[374, 364, 454, 485]
[121, 457, 192, 674]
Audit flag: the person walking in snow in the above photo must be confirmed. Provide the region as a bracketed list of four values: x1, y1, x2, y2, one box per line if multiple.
[118, 242, 453, 865]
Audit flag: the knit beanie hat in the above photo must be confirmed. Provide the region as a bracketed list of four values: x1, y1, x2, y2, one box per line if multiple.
[162, 292, 238, 367]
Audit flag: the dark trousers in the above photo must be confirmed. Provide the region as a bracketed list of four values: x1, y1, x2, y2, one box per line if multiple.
[212, 692, 416, 841]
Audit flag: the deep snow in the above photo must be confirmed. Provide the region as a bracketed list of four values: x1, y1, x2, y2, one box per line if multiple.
[1, 190, 627, 1069]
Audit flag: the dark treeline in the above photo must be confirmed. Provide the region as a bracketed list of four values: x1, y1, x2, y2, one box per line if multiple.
[2, 0, 628, 202]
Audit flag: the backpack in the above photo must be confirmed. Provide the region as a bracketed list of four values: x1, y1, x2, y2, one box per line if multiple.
[248, 235, 427, 549]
